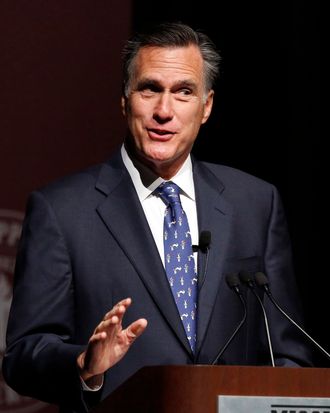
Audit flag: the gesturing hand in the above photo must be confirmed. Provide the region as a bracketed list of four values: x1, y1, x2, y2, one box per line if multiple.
[77, 297, 147, 386]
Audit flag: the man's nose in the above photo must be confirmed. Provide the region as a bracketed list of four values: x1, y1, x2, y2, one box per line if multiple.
[153, 93, 174, 121]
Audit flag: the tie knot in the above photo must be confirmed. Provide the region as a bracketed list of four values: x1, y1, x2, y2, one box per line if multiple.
[157, 181, 181, 207]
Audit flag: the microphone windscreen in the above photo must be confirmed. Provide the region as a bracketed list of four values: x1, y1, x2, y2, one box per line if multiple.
[254, 272, 269, 286]
[225, 273, 240, 288]
[238, 271, 253, 284]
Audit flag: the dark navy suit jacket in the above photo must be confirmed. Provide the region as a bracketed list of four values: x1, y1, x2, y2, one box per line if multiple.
[3, 150, 312, 412]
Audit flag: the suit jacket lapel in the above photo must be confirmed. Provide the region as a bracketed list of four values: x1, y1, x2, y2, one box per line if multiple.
[192, 160, 234, 355]
[95, 152, 192, 355]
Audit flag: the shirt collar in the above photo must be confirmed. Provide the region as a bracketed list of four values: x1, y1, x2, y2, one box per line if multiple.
[121, 144, 195, 202]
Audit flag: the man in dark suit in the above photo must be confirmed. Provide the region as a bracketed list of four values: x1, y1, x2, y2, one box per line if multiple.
[3, 22, 312, 412]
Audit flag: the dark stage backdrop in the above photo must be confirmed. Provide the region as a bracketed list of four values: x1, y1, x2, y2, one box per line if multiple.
[132, 0, 323, 365]
[0, 2, 132, 412]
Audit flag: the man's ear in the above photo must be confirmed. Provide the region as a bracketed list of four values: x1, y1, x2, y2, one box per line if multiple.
[201, 90, 214, 124]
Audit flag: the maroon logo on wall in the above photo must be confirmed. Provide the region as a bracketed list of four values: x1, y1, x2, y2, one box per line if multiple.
[0, 209, 51, 413]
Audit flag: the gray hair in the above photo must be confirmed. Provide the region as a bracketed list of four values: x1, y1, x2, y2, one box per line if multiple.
[122, 22, 221, 98]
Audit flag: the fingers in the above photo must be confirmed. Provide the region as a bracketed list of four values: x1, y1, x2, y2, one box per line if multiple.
[88, 331, 107, 343]
[103, 297, 132, 324]
[97, 300, 148, 346]
[94, 298, 147, 344]
[125, 318, 148, 342]
[78, 299, 148, 379]
[94, 298, 131, 333]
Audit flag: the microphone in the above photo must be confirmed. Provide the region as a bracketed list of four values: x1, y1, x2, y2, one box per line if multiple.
[254, 271, 330, 362]
[239, 271, 275, 367]
[192, 230, 211, 253]
[192, 231, 211, 290]
[211, 273, 247, 365]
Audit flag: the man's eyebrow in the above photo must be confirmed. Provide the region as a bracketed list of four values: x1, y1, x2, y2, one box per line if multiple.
[135, 78, 197, 91]
[172, 80, 197, 90]
[136, 78, 162, 90]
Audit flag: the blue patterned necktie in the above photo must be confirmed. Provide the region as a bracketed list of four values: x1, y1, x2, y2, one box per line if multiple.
[156, 181, 198, 352]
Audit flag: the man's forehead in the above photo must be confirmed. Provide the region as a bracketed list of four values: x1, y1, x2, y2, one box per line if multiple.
[133, 45, 204, 81]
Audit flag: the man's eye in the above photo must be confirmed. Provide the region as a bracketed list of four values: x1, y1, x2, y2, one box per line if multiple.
[175, 89, 194, 101]
[139, 85, 160, 97]
[141, 88, 155, 95]
[178, 89, 192, 95]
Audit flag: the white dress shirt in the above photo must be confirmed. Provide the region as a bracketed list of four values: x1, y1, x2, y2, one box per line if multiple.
[121, 144, 199, 269]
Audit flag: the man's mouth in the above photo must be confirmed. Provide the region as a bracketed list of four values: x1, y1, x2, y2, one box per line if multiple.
[147, 128, 175, 140]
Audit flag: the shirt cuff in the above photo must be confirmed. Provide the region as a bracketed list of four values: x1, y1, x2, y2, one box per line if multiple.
[80, 375, 104, 392]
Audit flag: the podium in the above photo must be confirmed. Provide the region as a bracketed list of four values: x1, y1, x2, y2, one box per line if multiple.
[91, 365, 330, 413]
